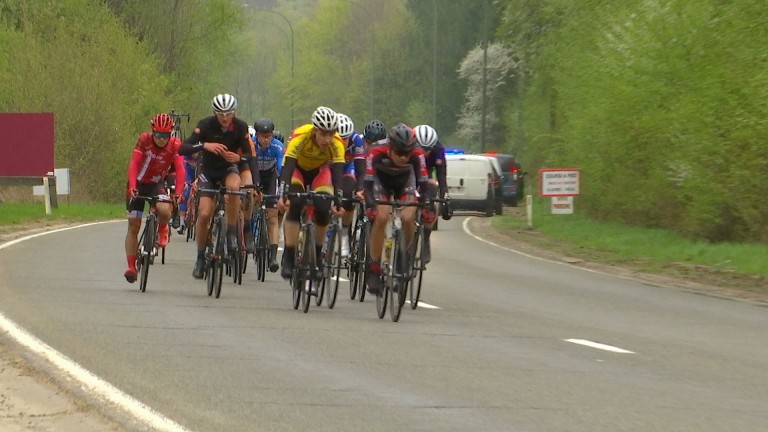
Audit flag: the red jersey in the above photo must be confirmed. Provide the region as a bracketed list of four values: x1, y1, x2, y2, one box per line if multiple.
[128, 133, 186, 193]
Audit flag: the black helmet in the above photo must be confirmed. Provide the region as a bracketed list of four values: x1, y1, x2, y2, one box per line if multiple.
[253, 118, 275, 134]
[363, 119, 386, 142]
[273, 130, 285, 143]
[387, 123, 416, 154]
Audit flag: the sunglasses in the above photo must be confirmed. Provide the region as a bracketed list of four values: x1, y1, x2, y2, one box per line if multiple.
[392, 149, 412, 157]
[154, 132, 171, 140]
[215, 111, 235, 118]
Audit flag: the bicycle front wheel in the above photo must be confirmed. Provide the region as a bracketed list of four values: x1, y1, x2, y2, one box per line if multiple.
[213, 217, 226, 298]
[325, 224, 342, 309]
[138, 216, 155, 293]
[410, 226, 425, 309]
[301, 225, 316, 313]
[389, 230, 408, 322]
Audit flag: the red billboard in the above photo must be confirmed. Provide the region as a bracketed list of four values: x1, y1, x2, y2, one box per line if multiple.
[0, 113, 55, 177]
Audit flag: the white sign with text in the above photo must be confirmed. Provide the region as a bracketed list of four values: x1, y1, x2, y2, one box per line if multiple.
[539, 169, 580, 197]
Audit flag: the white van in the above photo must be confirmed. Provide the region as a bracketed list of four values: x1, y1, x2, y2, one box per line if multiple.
[445, 154, 502, 217]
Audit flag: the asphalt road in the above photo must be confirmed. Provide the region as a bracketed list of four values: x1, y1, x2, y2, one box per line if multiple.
[0, 217, 767, 432]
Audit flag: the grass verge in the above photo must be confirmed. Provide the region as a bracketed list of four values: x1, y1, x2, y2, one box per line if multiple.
[0, 203, 123, 233]
[492, 199, 768, 282]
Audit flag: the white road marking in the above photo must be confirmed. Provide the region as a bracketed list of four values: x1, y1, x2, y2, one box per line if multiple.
[406, 300, 440, 309]
[0, 221, 191, 432]
[565, 339, 635, 354]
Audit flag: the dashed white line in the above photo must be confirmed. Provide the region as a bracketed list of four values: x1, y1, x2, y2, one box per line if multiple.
[565, 339, 635, 354]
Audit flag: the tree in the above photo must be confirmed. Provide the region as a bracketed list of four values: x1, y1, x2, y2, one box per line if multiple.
[456, 42, 517, 150]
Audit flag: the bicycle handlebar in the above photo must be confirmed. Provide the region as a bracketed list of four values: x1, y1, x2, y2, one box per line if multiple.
[198, 187, 248, 197]
[131, 195, 175, 204]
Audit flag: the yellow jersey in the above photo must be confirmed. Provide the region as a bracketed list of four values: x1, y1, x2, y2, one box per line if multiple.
[284, 124, 345, 170]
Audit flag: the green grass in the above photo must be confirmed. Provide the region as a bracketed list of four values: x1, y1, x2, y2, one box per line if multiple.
[492, 199, 768, 278]
[0, 203, 124, 227]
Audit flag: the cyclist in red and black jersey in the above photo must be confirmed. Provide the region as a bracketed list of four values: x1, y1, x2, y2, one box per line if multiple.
[124, 113, 186, 283]
[363, 123, 432, 294]
[179, 93, 260, 279]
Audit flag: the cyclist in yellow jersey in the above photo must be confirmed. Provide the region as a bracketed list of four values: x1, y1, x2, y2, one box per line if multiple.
[277, 106, 346, 280]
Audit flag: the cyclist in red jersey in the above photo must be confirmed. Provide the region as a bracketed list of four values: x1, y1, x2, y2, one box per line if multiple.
[124, 113, 186, 283]
[363, 123, 431, 294]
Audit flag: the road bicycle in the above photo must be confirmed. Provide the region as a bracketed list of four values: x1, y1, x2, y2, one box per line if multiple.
[227, 184, 258, 285]
[372, 199, 437, 322]
[407, 197, 448, 310]
[347, 200, 369, 302]
[132, 194, 174, 293]
[318, 199, 354, 309]
[250, 195, 279, 282]
[168, 109, 190, 141]
[286, 191, 337, 313]
[199, 186, 247, 298]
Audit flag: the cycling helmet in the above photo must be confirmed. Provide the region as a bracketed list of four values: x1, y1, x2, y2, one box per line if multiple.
[273, 130, 285, 143]
[413, 124, 438, 150]
[388, 123, 416, 154]
[248, 126, 256, 141]
[211, 93, 237, 112]
[336, 113, 354, 139]
[311, 106, 338, 132]
[151, 113, 175, 133]
[253, 118, 275, 134]
[363, 119, 386, 141]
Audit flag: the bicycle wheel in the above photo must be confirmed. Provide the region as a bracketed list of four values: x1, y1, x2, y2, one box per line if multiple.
[410, 226, 426, 309]
[376, 235, 390, 320]
[348, 218, 362, 300]
[292, 227, 306, 310]
[213, 217, 226, 298]
[257, 212, 268, 281]
[325, 224, 342, 309]
[389, 230, 407, 322]
[138, 216, 155, 293]
[357, 222, 370, 303]
[301, 225, 315, 313]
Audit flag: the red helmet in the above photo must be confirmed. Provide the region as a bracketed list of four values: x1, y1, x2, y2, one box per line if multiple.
[151, 113, 175, 133]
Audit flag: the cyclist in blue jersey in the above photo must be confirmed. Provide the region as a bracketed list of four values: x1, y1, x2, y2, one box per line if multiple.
[362, 119, 388, 152]
[177, 152, 199, 234]
[413, 125, 450, 264]
[251, 118, 285, 272]
[336, 113, 366, 258]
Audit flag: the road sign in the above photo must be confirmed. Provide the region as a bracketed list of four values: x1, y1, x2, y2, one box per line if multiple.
[539, 169, 580, 197]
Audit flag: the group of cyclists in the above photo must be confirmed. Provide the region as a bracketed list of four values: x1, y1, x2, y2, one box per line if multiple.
[123, 93, 451, 297]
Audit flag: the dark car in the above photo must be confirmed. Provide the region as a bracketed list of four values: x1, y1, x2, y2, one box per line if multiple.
[483, 153, 526, 206]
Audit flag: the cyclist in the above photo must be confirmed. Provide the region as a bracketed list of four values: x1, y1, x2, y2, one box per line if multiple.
[273, 130, 285, 145]
[176, 152, 200, 235]
[124, 113, 186, 283]
[277, 106, 346, 281]
[179, 93, 260, 279]
[362, 119, 387, 152]
[336, 113, 366, 258]
[363, 123, 431, 294]
[250, 119, 285, 272]
[413, 124, 449, 263]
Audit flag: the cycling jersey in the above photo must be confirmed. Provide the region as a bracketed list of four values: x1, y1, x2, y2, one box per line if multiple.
[256, 139, 285, 173]
[364, 146, 429, 206]
[283, 124, 345, 171]
[344, 132, 366, 166]
[424, 141, 448, 198]
[128, 133, 186, 192]
[180, 116, 259, 185]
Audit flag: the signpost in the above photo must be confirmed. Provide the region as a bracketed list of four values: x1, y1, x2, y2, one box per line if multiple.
[538, 169, 581, 218]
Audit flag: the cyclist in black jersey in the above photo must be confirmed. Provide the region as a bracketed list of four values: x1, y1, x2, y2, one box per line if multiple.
[179, 93, 260, 279]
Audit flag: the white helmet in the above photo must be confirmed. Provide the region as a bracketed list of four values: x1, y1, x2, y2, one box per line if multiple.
[414, 124, 438, 150]
[212, 93, 237, 112]
[311, 106, 338, 132]
[248, 126, 256, 140]
[336, 113, 354, 139]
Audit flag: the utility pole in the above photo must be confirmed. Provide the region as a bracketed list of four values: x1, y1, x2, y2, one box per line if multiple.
[480, 0, 488, 153]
